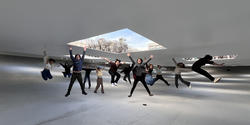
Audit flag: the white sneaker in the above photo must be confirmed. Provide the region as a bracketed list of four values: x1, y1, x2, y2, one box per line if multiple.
[214, 77, 221, 83]
[114, 83, 118, 86]
[111, 83, 115, 87]
[188, 84, 192, 88]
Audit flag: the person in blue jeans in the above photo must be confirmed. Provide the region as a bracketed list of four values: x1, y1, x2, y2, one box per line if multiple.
[82, 65, 96, 89]
[65, 46, 87, 97]
[41, 50, 55, 81]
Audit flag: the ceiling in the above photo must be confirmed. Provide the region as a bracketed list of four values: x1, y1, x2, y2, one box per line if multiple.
[0, 0, 250, 66]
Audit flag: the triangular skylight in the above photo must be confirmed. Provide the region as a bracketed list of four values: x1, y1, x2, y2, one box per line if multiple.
[68, 28, 166, 54]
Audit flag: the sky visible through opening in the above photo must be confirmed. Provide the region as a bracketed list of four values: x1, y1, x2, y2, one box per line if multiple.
[68, 28, 166, 54]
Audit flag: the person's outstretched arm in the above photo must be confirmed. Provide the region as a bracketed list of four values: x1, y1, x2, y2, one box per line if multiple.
[59, 63, 65, 68]
[127, 53, 135, 64]
[102, 57, 112, 63]
[81, 46, 87, 62]
[43, 50, 48, 65]
[69, 46, 75, 61]
[172, 58, 178, 66]
[212, 62, 225, 66]
[143, 55, 153, 65]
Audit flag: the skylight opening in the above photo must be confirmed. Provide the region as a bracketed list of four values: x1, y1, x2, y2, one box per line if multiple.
[67, 28, 166, 54]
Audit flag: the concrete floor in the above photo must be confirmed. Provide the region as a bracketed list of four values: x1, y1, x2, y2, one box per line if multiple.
[1, 71, 250, 125]
[0, 55, 250, 125]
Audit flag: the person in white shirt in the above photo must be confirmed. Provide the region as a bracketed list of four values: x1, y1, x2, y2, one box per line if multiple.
[172, 58, 191, 88]
[41, 51, 55, 81]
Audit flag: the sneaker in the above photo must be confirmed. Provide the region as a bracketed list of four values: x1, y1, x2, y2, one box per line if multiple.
[111, 83, 115, 87]
[214, 77, 221, 83]
[94, 91, 97, 93]
[82, 91, 87, 95]
[65, 93, 70, 97]
[114, 83, 118, 86]
[188, 84, 192, 88]
[149, 93, 154, 96]
[128, 94, 132, 97]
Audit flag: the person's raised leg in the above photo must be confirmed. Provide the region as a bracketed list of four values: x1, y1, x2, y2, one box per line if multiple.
[141, 78, 153, 96]
[65, 73, 77, 97]
[179, 74, 191, 87]
[76, 73, 87, 95]
[94, 78, 101, 93]
[175, 74, 179, 88]
[159, 75, 170, 86]
[194, 68, 215, 81]
[128, 78, 139, 97]
[114, 72, 121, 84]
[127, 74, 131, 84]
[87, 75, 91, 89]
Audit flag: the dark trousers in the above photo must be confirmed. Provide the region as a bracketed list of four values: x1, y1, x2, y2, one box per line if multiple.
[94, 78, 104, 93]
[123, 73, 131, 84]
[192, 67, 215, 81]
[175, 74, 190, 88]
[63, 72, 71, 78]
[130, 76, 151, 95]
[153, 75, 169, 86]
[41, 69, 53, 80]
[83, 74, 91, 88]
[66, 73, 85, 94]
[109, 71, 121, 83]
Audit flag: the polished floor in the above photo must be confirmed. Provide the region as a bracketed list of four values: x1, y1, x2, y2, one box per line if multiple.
[1, 69, 250, 125]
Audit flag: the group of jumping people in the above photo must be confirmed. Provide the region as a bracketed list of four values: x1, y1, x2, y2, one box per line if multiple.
[41, 45, 224, 97]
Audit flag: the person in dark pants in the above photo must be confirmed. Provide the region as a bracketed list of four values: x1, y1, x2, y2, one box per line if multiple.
[120, 64, 134, 84]
[151, 65, 170, 86]
[82, 66, 96, 89]
[41, 50, 55, 81]
[127, 53, 154, 97]
[103, 58, 121, 86]
[172, 58, 192, 88]
[192, 55, 224, 83]
[60, 62, 73, 78]
[65, 46, 87, 97]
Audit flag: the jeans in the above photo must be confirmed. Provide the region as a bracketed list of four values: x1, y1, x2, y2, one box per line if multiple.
[41, 69, 53, 80]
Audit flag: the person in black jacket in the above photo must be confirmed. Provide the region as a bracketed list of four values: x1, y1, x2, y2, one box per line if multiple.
[127, 53, 154, 97]
[103, 58, 122, 86]
[65, 46, 87, 97]
[60, 62, 73, 78]
[120, 64, 134, 84]
[192, 55, 224, 83]
[82, 65, 96, 89]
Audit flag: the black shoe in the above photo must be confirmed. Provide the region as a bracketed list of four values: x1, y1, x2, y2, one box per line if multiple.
[128, 94, 132, 97]
[82, 91, 87, 95]
[65, 93, 70, 97]
[149, 93, 154, 96]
